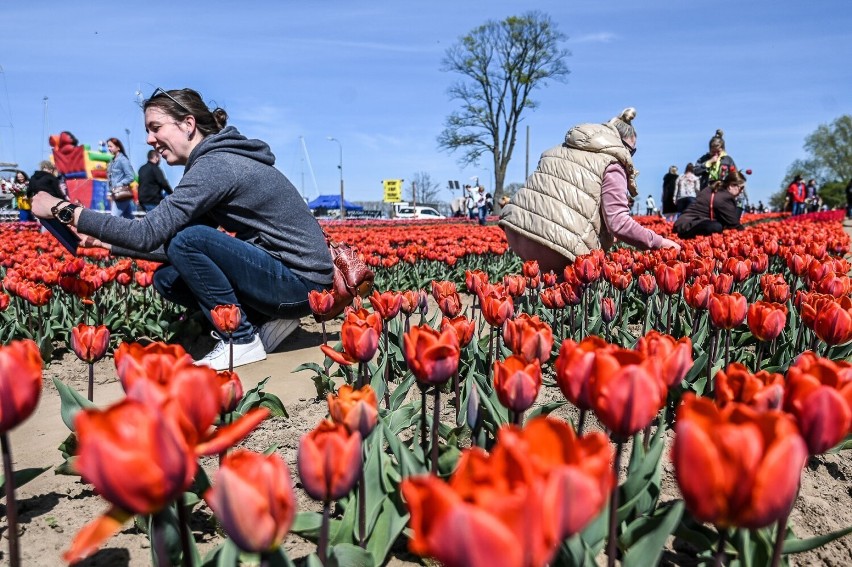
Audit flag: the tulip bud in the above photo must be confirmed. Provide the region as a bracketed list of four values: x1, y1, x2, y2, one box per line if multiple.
[403, 325, 460, 385]
[0, 340, 43, 433]
[708, 293, 748, 330]
[217, 371, 244, 413]
[211, 304, 242, 335]
[746, 301, 787, 342]
[327, 384, 379, 438]
[502, 314, 553, 364]
[600, 297, 616, 323]
[298, 421, 362, 502]
[205, 450, 296, 552]
[493, 355, 542, 413]
[71, 324, 111, 363]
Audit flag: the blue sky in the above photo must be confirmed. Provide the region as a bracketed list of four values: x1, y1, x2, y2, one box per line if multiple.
[0, 1, 850, 207]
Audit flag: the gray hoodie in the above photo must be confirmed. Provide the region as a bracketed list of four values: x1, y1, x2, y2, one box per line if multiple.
[77, 126, 334, 285]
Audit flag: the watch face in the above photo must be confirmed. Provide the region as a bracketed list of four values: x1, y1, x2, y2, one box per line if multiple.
[57, 205, 75, 223]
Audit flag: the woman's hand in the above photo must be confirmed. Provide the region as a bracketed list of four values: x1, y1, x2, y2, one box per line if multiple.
[30, 192, 63, 218]
[660, 237, 681, 252]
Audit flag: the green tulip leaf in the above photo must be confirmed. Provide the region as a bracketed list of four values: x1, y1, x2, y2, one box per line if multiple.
[621, 501, 684, 567]
[527, 400, 566, 419]
[291, 511, 324, 541]
[0, 466, 49, 494]
[328, 543, 376, 567]
[260, 546, 297, 567]
[304, 553, 324, 567]
[783, 523, 852, 554]
[213, 538, 240, 567]
[53, 376, 96, 432]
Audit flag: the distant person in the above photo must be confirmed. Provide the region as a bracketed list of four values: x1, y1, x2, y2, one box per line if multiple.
[498, 194, 511, 208]
[673, 162, 700, 216]
[485, 191, 494, 214]
[32, 87, 333, 370]
[464, 185, 476, 219]
[28, 161, 67, 201]
[805, 179, 818, 213]
[673, 170, 747, 238]
[106, 137, 137, 219]
[694, 130, 737, 189]
[137, 150, 173, 212]
[662, 165, 678, 221]
[757, 200, 766, 213]
[645, 194, 656, 216]
[499, 107, 679, 273]
[787, 175, 806, 216]
[11, 170, 32, 221]
[845, 178, 852, 219]
[475, 186, 487, 225]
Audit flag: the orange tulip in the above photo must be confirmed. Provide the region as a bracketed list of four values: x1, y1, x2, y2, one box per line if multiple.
[368, 290, 403, 321]
[211, 304, 242, 335]
[590, 348, 665, 437]
[114, 341, 194, 392]
[437, 292, 463, 318]
[400, 289, 427, 315]
[403, 325, 460, 385]
[74, 399, 195, 515]
[673, 394, 807, 529]
[784, 353, 852, 454]
[635, 331, 693, 387]
[327, 384, 379, 438]
[217, 370, 244, 413]
[204, 450, 296, 552]
[70, 323, 111, 363]
[714, 363, 784, 411]
[503, 314, 553, 364]
[553, 336, 609, 411]
[0, 339, 43, 433]
[340, 308, 381, 362]
[746, 301, 787, 342]
[431, 280, 458, 301]
[465, 269, 489, 294]
[653, 261, 685, 295]
[684, 279, 714, 310]
[440, 315, 476, 348]
[493, 355, 542, 414]
[708, 293, 748, 330]
[297, 420, 362, 502]
[812, 296, 852, 346]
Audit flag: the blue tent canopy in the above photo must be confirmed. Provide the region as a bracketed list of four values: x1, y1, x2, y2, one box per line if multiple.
[307, 194, 363, 211]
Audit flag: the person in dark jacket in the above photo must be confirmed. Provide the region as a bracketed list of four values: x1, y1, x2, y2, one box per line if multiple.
[32, 88, 333, 371]
[28, 161, 67, 201]
[693, 130, 737, 189]
[661, 165, 678, 221]
[673, 170, 747, 239]
[137, 150, 173, 212]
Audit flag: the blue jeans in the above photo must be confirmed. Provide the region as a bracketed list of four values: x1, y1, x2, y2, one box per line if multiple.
[153, 225, 328, 341]
[477, 206, 487, 225]
[111, 199, 135, 219]
[141, 203, 159, 213]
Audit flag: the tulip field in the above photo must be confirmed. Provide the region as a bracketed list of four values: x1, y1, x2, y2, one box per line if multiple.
[2, 212, 852, 566]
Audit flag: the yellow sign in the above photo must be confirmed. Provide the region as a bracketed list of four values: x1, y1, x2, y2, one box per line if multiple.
[383, 179, 403, 203]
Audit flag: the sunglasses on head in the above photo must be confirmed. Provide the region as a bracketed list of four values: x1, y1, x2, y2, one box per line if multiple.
[148, 87, 191, 113]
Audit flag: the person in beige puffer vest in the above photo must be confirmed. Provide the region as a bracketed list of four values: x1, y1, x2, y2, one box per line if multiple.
[499, 108, 679, 274]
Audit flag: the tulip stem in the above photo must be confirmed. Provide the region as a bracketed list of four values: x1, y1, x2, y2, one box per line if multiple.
[228, 335, 234, 373]
[87, 361, 94, 402]
[383, 328, 391, 409]
[177, 494, 193, 567]
[770, 512, 790, 567]
[453, 370, 460, 422]
[319, 500, 331, 566]
[714, 527, 729, 567]
[577, 409, 587, 435]
[358, 465, 366, 548]
[666, 294, 673, 335]
[755, 341, 765, 370]
[1, 432, 20, 567]
[724, 330, 731, 368]
[321, 321, 327, 346]
[606, 441, 624, 567]
[431, 389, 441, 473]
[420, 384, 428, 465]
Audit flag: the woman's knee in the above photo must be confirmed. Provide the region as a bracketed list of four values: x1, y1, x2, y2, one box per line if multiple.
[166, 225, 216, 259]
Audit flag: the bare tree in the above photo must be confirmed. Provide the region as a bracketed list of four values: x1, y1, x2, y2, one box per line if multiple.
[437, 11, 569, 204]
[408, 171, 442, 205]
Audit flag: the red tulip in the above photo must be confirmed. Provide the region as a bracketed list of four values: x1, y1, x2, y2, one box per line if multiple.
[308, 289, 341, 322]
[653, 261, 686, 295]
[522, 260, 540, 279]
[0, 292, 9, 311]
[710, 273, 734, 295]
[722, 257, 752, 283]
[600, 297, 616, 323]
[816, 273, 852, 298]
[465, 269, 489, 294]
[440, 315, 476, 348]
[746, 301, 787, 342]
[0, 340, 43, 433]
[540, 287, 565, 309]
[542, 271, 558, 287]
[327, 384, 379, 438]
[760, 274, 790, 303]
[558, 282, 583, 306]
[403, 325, 460, 385]
[673, 394, 807, 529]
[298, 420, 362, 501]
[635, 331, 693, 387]
[211, 304, 242, 335]
[437, 292, 463, 318]
[708, 293, 748, 330]
[784, 353, 852, 454]
[340, 308, 381, 362]
[493, 355, 542, 414]
[480, 291, 514, 327]
[637, 273, 656, 295]
[70, 324, 110, 363]
[812, 296, 852, 346]
[554, 336, 609, 411]
[217, 370, 244, 413]
[684, 279, 714, 310]
[400, 289, 427, 315]
[369, 290, 403, 321]
[574, 255, 601, 285]
[204, 450, 296, 552]
[431, 280, 457, 302]
[502, 314, 553, 364]
[591, 348, 665, 437]
[714, 363, 784, 411]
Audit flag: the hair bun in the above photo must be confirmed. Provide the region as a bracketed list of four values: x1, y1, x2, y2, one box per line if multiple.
[620, 107, 637, 124]
[715, 129, 724, 138]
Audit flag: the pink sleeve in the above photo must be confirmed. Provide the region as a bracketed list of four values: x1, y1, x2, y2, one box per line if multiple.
[600, 164, 664, 249]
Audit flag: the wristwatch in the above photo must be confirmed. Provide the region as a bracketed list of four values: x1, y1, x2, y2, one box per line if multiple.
[51, 201, 80, 225]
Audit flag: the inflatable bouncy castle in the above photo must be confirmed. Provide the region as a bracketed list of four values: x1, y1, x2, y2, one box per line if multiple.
[49, 132, 121, 211]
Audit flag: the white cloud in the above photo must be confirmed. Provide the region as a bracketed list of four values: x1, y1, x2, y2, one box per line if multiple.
[572, 32, 617, 44]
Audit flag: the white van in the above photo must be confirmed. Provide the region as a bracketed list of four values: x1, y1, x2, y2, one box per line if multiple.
[393, 205, 446, 219]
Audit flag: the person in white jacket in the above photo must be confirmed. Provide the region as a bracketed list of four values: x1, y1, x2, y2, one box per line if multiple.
[645, 194, 656, 216]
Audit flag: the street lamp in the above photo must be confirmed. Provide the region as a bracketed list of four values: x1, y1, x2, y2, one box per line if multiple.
[124, 128, 131, 162]
[327, 137, 345, 219]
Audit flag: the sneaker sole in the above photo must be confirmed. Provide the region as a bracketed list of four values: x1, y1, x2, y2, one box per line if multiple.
[261, 319, 300, 352]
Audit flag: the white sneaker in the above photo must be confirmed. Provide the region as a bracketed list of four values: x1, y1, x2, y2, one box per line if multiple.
[258, 318, 300, 352]
[196, 333, 267, 371]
